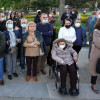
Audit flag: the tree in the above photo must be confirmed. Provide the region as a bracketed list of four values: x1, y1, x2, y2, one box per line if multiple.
[58, 0, 65, 23]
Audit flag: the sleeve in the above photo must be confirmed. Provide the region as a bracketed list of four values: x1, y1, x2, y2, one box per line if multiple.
[0, 33, 6, 53]
[23, 40, 29, 47]
[61, 13, 66, 21]
[89, 20, 94, 35]
[34, 37, 40, 45]
[51, 47, 64, 64]
[41, 24, 53, 37]
[71, 28, 76, 42]
[58, 28, 63, 38]
[82, 27, 86, 46]
[69, 47, 78, 57]
[93, 31, 100, 49]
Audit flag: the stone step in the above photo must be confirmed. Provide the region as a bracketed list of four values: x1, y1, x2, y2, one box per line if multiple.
[0, 82, 100, 100]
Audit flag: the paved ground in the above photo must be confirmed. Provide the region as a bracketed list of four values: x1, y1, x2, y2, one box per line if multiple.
[0, 47, 100, 100]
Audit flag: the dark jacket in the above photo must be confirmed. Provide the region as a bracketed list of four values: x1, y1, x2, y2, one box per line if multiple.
[3, 30, 21, 54]
[34, 15, 41, 24]
[0, 20, 7, 32]
[72, 25, 86, 46]
[36, 23, 53, 46]
[0, 32, 6, 58]
[21, 31, 47, 57]
[61, 12, 73, 26]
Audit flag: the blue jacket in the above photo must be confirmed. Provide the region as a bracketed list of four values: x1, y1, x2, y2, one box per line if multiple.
[89, 17, 97, 41]
[3, 30, 21, 54]
[36, 23, 53, 46]
[72, 25, 86, 46]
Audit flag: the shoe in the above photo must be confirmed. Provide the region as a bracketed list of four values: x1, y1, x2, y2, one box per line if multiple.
[86, 41, 89, 45]
[91, 86, 99, 94]
[0, 80, 4, 86]
[8, 75, 12, 80]
[69, 89, 79, 96]
[26, 76, 30, 82]
[19, 69, 25, 74]
[33, 76, 38, 82]
[58, 88, 68, 95]
[41, 70, 46, 75]
[13, 73, 18, 77]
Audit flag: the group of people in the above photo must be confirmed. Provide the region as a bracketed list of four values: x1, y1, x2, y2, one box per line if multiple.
[0, 7, 100, 96]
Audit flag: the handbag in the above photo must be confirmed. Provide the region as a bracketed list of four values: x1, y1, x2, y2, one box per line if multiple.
[9, 46, 18, 54]
[96, 58, 100, 74]
[39, 48, 44, 56]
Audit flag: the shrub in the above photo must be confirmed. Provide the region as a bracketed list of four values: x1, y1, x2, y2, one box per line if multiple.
[81, 14, 90, 23]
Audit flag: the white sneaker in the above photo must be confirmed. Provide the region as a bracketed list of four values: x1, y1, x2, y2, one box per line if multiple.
[86, 41, 89, 45]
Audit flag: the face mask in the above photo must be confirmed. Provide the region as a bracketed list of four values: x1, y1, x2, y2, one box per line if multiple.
[98, 15, 100, 19]
[75, 23, 81, 28]
[49, 14, 52, 17]
[21, 24, 26, 28]
[72, 11, 74, 14]
[93, 15, 96, 18]
[1, 18, 5, 21]
[8, 24, 13, 29]
[59, 45, 65, 49]
[42, 20, 48, 24]
[65, 25, 71, 28]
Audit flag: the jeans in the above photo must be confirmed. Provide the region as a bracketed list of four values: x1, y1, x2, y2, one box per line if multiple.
[5, 53, 17, 75]
[0, 57, 4, 80]
[20, 56, 25, 70]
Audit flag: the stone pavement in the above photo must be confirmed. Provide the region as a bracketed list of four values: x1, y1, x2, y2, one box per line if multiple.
[0, 47, 100, 100]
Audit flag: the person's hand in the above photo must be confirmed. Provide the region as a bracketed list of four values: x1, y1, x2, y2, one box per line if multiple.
[30, 42, 35, 47]
[73, 56, 78, 62]
[16, 39, 21, 43]
[61, 61, 66, 65]
[9, 40, 12, 44]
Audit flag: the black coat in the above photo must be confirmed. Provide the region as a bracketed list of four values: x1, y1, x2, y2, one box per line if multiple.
[0, 20, 6, 32]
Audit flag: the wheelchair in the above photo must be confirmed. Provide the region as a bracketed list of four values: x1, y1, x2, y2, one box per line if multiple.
[49, 59, 80, 94]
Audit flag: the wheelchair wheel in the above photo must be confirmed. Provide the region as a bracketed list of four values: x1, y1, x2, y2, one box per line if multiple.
[76, 71, 80, 93]
[49, 66, 53, 79]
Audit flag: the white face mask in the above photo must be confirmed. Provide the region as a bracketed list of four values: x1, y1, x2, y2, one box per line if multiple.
[75, 23, 81, 27]
[59, 45, 65, 49]
[98, 15, 100, 19]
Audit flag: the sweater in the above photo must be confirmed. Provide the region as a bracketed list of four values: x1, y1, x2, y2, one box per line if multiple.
[36, 23, 53, 46]
[72, 25, 86, 46]
[58, 26, 76, 43]
[23, 34, 40, 57]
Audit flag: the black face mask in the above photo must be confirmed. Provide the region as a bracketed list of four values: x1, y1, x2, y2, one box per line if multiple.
[65, 25, 71, 28]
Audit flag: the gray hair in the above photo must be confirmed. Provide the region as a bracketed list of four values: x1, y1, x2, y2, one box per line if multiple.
[21, 18, 27, 23]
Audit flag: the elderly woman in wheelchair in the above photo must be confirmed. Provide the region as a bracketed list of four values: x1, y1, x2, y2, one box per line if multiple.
[51, 38, 79, 96]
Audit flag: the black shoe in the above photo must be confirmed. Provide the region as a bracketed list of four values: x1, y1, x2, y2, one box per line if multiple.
[13, 73, 18, 77]
[8, 75, 12, 80]
[69, 89, 79, 96]
[91, 86, 99, 94]
[58, 88, 68, 95]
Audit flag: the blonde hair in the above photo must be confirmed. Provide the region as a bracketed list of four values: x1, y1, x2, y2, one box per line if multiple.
[26, 21, 36, 32]
[6, 20, 13, 27]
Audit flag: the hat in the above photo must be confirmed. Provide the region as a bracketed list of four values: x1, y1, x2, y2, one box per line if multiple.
[37, 10, 41, 13]
[65, 5, 70, 9]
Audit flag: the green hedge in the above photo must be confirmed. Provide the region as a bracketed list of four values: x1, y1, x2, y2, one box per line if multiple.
[81, 14, 90, 23]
